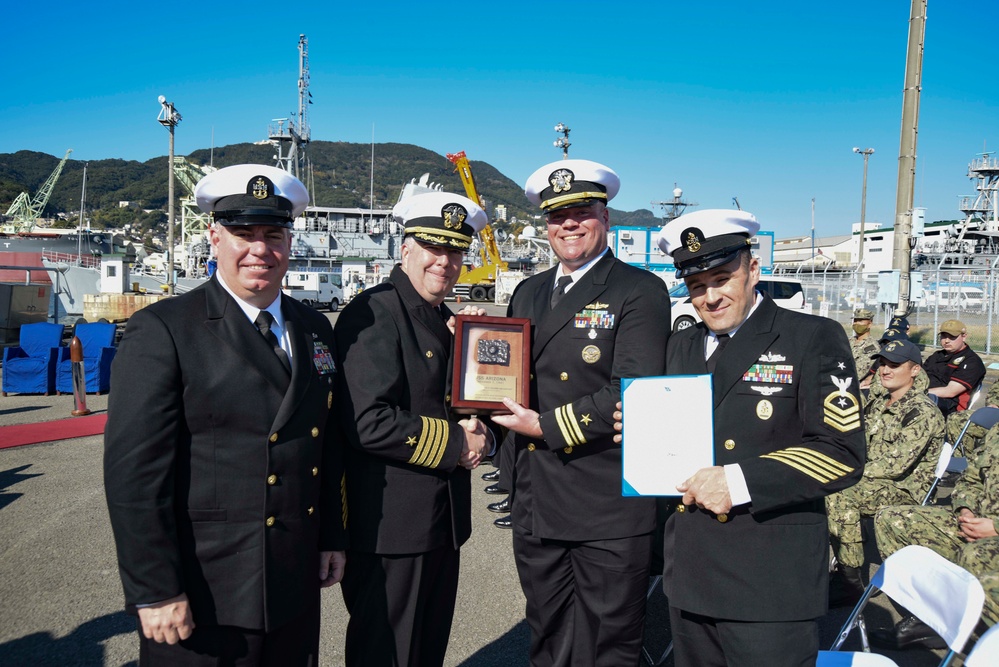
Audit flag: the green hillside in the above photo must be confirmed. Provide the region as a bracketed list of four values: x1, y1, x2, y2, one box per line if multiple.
[0, 144, 663, 234]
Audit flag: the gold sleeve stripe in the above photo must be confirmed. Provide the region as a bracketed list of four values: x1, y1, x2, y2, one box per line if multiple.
[783, 447, 855, 475]
[760, 447, 855, 484]
[408, 416, 450, 468]
[555, 404, 586, 446]
[341, 472, 348, 528]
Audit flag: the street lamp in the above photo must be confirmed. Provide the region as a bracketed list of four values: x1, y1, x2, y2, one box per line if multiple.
[553, 122, 571, 159]
[158, 96, 182, 295]
[853, 146, 874, 305]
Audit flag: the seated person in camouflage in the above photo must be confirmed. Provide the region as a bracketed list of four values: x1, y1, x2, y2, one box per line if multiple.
[826, 340, 945, 607]
[859, 327, 909, 394]
[874, 411, 999, 650]
[851, 309, 880, 392]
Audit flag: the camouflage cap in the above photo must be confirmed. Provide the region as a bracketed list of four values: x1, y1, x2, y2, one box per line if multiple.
[853, 308, 875, 320]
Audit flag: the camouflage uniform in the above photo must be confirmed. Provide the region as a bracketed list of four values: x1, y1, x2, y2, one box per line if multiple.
[851, 334, 880, 384]
[827, 369, 944, 568]
[876, 418, 999, 625]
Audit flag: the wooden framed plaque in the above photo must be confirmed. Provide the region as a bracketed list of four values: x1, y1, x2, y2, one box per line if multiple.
[451, 314, 531, 414]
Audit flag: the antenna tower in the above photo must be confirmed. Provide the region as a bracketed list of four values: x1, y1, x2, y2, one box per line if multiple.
[651, 184, 696, 223]
[268, 34, 311, 179]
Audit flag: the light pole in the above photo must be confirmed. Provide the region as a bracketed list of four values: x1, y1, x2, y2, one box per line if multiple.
[853, 147, 874, 305]
[158, 96, 182, 295]
[553, 122, 571, 159]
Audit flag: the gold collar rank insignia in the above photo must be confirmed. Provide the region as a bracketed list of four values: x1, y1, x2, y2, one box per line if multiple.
[550, 168, 574, 193]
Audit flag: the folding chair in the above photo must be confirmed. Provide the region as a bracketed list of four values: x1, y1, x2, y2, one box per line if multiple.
[820, 545, 985, 667]
[921, 441, 955, 505]
[964, 622, 999, 667]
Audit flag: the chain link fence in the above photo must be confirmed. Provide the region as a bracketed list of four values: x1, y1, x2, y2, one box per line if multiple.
[777, 266, 999, 356]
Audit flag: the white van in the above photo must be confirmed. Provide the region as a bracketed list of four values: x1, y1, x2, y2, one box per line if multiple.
[669, 276, 806, 333]
[282, 271, 344, 311]
[924, 285, 985, 310]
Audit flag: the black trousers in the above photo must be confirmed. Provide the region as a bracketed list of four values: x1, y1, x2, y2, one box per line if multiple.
[513, 526, 652, 667]
[668, 607, 819, 667]
[138, 593, 320, 667]
[341, 545, 460, 667]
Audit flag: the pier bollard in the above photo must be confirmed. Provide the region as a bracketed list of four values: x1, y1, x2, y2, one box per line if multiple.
[70, 336, 91, 417]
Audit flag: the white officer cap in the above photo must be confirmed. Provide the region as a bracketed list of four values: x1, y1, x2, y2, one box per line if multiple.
[393, 191, 487, 250]
[195, 164, 309, 228]
[657, 209, 761, 278]
[524, 159, 620, 213]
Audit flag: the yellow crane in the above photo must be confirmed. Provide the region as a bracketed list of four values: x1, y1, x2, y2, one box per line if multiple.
[2, 149, 73, 233]
[445, 151, 508, 301]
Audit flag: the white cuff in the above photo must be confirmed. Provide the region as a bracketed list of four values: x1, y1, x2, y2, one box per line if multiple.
[724, 464, 752, 506]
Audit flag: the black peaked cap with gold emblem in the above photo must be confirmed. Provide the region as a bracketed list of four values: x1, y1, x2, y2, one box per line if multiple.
[195, 164, 309, 229]
[524, 159, 621, 213]
[658, 209, 761, 278]
[393, 191, 487, 250]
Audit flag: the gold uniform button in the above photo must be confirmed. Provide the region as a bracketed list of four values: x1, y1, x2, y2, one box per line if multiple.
[560, 372, 568, 381]
[717, 514, 728, 523]
[267, 474, 278, 486]
[269, 433, 278, 443]
[527, 443, 536, 452]
[530, 373, 535, 380]
[265, 516, 276, 527]
[724, 439, 736, 450]
[426, 350, 433, 358]
[677, 504, 686, 513]
[328, 391, 333, 409]
[311, 427, 320, 438]
[563, 446, 573, 454]
[445, 394, 451, 402]
[312, 467, 319, 477]
[307, 506, 315, 515]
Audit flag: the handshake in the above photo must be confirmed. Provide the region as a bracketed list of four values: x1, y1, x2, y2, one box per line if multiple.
[459, 415, 493, 470]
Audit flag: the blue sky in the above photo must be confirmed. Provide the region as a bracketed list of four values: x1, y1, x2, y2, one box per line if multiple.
[2, 1, 996, 239]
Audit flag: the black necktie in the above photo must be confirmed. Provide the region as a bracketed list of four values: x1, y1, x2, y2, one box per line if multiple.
[706, 334, 730, 373]
[255, 311, 291, 375]
[551, 275, 573, 309]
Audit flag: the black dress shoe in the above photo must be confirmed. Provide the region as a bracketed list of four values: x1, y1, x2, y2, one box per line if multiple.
[493, 515, 512, 529]
[484, 483, 508, 495]
[488, 498, 511, 513]
[869, 615, 947, 651]
[481, 469, 500, 482]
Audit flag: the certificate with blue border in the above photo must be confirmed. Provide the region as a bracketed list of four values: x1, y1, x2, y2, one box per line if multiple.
[621, 374, 715, 496]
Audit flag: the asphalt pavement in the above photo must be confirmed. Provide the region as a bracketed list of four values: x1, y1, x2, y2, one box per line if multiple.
[0, 302, 958, 666]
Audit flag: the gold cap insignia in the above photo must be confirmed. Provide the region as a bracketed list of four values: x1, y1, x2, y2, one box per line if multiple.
[550, 168, 574, 194]
[441, 203, 467, 230]
[251, 176, 270, 200]
[685, 231, 702, 253]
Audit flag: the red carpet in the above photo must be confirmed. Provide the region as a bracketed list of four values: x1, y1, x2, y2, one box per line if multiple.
[0, 413, 107, 450]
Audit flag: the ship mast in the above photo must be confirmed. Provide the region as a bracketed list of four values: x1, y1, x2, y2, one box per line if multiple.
[268, 34, 312, 181]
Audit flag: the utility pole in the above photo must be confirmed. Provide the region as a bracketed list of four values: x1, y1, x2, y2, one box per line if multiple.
[853, 147, 874, 300]
[891, 0, 927, 316]
[158, 96, 182, 296]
